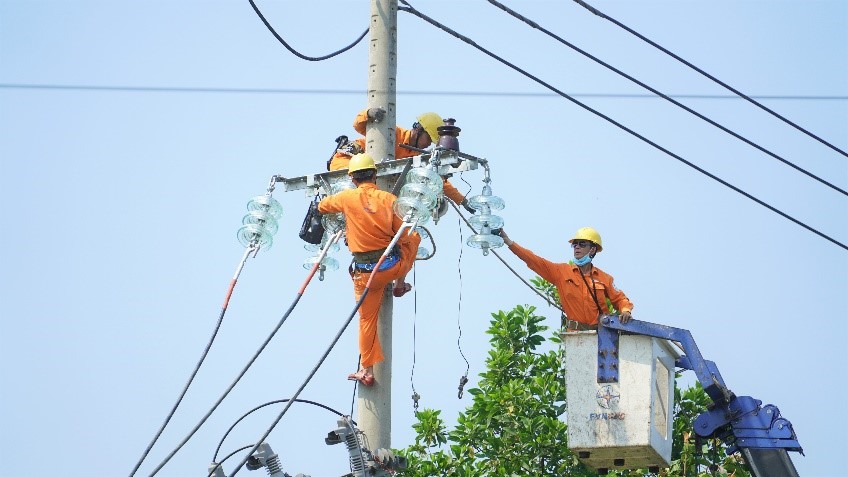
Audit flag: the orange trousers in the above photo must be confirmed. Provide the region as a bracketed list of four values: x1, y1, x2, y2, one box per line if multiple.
[351, 233, 420, 368]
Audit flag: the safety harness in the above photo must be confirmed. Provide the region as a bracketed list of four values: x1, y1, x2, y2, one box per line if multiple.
[351, 247, 400, 272]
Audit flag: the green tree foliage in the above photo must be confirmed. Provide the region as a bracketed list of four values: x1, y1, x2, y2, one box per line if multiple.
[399, 305, 584, 476]
[397, 279, 750, 477]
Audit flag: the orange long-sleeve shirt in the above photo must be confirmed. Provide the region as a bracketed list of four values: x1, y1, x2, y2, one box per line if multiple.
[329, 110, 418, 171]
[318, 182, 408, 253]
[329, 110, 467, 205]
[509, 242, 633, 326]
[318, 180, 422, 370]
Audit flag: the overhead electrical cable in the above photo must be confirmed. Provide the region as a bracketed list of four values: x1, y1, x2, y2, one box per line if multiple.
[399, 1, 847, 251]
[209, 445, 253, 476]
[226, 222, 416, 476]
[147, 231, 343, 477]
[128, 245, 258, 477]
[486, 0, 846, 197]
[570, 0, 848, 159]
[210, 398, 352, 476]
[248, 0, 367, 61]
[4, 83, 845, 101]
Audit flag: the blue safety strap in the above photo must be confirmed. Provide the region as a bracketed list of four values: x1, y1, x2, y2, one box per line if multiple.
[354, 253, 399, 272]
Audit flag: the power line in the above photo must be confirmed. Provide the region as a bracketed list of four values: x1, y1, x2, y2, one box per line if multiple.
[485, 0, 846, 196]
[1, 83, 846, 100]
[227, 265, 378, 476]
[570, 0, 848, 158]
[398, 1, 847, 251]
[212, 398, 352, 464]
[128, 247, 256, 477]
[247, 0, 367, 61]
[147, 231, 343, 475]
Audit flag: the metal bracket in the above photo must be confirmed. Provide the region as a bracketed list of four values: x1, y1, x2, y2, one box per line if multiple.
[694, 397, 802, 454]
[600, 315, 732, 405]
[273, 150, 482, 197]
[596, 319, 619, 384]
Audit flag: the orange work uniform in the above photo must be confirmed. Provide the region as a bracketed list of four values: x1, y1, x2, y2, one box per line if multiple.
[508, 242, 633, 326]
[318, 182, 421, 368]
[329, 109, 466, 205]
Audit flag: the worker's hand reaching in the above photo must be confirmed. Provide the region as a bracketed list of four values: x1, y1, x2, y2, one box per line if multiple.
[367, 107, 386, 123]
[620, 310, 633, 324]
[497, 228, 513, 247]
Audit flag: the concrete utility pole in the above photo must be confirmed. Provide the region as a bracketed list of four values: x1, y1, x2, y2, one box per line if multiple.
[360, 0, 398, 452]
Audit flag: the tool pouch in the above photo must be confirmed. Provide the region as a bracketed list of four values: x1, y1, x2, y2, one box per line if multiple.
[298, 197, 325, 245]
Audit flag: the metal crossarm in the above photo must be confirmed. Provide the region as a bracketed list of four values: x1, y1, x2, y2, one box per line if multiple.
[273, 148, 482, 197]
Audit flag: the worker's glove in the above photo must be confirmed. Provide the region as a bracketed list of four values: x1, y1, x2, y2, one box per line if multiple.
[338, 141, 363, 156]
[491, 228, 502, 237]
[460, 198, 476, 214]
[367, 107, 386, 123]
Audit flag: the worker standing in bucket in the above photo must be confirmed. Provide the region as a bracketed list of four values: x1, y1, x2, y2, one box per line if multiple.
[498, 227, 633, 330]
[329, 107, 474, 213]
[318, 153, 421, 386]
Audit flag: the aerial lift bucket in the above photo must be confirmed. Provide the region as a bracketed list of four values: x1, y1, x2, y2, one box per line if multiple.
[562, 330, 680, 473]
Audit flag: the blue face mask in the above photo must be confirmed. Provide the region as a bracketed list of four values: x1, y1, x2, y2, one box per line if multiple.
[574, 254, 592, 266]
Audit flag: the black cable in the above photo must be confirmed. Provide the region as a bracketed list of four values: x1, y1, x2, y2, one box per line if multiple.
[130, 309, 226, 476]
[212, 398, 353, 466]
[410, 265, 419, 413]
[486, 0, 847, 196]
[349, 352, 360, 418]
[148, 230, 342, 475]
[248, 0, 367, 61]
[348, 352, 361, 417]
[129, 246, 255, 477]
[414, 226, 436, 260]
[228, 291, 370, 476]
[455, 207, 471, 381]
[399, 2, 847, 251]
[571, 0, 848, 159]
[147, 293, 305, 476]
[208, 445, 253, 477]
[130, 307, 226, 476]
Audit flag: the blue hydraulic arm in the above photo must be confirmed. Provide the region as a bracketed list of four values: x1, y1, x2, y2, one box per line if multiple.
[597, 315, 803, 477]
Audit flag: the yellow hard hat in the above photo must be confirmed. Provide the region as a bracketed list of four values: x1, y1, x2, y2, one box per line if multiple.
[416, 112, 443, 143]
[569, 227, 603, 252]
[348, 153, 376, 174]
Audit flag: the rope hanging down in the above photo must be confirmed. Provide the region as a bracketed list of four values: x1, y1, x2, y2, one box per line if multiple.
[570, 0, 848, 159]
[454, 210, 471, 399]
[398, 1, 846, 251]
[486, 0, 846, 197]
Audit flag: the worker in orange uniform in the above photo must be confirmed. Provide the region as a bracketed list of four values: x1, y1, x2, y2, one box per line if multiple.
[498, 227, 633, 330]
[329, 107, 475, 213]
[318, 153, 422, 386]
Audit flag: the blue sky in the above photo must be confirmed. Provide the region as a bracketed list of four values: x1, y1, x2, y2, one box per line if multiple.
[1, 1, 846, 476]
